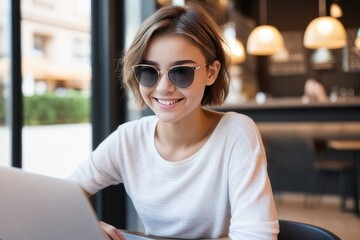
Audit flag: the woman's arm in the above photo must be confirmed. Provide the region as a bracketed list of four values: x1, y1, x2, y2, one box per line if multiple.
[98, 221, 126, 240]
[227, 117, 279, 239]
[80, 187, 125, 240]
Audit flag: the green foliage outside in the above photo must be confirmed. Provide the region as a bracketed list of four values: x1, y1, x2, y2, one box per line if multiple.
[0, 91, 90, 125]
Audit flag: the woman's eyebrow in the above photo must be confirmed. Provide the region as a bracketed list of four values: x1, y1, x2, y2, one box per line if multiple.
[141, 59, 197, 66]
[141, 60, 158, 66]
[172, 60, 196, 65]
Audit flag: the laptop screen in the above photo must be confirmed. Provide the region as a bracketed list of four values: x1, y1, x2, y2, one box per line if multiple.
[0, 166, 105, 240]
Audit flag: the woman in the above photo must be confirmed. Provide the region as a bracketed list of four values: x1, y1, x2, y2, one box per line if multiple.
[70, 2, 279, 239]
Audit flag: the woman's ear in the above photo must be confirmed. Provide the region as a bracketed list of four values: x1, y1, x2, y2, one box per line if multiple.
[206, 60, 221, 86]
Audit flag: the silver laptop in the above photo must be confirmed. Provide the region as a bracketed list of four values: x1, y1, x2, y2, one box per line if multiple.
[0, 166, 154, 240]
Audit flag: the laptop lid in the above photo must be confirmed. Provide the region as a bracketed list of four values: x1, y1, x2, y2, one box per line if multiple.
[0, 166, 105, 240]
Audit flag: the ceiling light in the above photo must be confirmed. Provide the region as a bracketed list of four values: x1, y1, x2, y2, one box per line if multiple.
[303, 0, 346, 49]
[246, 0, 285, 56]
[222, 1, 246, 63]
[304, 16, 346, 49]
[223, 37, 246, 64]
[247, 25, 284, 55]
[355, 28, 360, 49]
[330, 2, 342, 18]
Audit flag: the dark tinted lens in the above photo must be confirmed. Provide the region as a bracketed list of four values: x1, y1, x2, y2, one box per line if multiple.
[133, 65, 158, 87]
[168, 66, 194, 88]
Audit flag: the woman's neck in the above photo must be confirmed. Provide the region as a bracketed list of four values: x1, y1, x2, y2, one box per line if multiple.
[154, 108, 223, 161]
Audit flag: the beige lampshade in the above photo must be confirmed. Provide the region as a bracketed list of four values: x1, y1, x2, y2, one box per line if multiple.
[224, 38, 246, 64]
[223, 22, 246, 63]
[304, 16, 347, 49]
[246, 25, 285, 55]
[330, 3, 342, 18]
[355, 28, 360, 49]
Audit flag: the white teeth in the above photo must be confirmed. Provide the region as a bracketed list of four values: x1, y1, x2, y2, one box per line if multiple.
[157, 99, 179, 106]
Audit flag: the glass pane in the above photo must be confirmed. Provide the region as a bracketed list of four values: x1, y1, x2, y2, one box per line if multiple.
[21, 0, 92, 178]
[0, 0, 11, 167]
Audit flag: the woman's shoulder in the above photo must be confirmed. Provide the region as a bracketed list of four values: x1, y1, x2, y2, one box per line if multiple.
[221, 111, 256, 128]
[213, 111, 260, 140]
[215, 112, 263, 152]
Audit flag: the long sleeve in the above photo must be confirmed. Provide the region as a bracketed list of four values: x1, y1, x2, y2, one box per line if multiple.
[227, 114, 279, 239]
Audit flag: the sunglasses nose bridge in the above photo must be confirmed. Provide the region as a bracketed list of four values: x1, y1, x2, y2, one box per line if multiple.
[157, 69, 172, 83]
[156, 69, 175, 89]
[158, 69, 169, 78]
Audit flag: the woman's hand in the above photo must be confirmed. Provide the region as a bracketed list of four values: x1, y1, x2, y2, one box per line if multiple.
[98, 221, 126, 240]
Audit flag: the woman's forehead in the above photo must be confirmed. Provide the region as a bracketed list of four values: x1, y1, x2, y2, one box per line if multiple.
[144, 34, 206, 64]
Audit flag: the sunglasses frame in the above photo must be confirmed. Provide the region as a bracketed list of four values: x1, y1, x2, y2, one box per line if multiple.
[131, 63, 209, 88]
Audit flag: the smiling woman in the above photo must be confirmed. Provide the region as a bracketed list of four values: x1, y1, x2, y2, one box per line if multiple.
[69, 2, 279, 240]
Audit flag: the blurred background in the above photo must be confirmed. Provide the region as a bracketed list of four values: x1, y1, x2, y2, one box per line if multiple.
[1, 0, 359, 239]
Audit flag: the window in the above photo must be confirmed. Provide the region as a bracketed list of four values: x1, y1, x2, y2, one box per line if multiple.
[75, 0, 90, 16]
[33, 33, 49, 56]
[6, 0, 128, 230]
[0, 0, 10, 167]
[31, 0, 55, 9]
[21, 0, 92, 178]
[72, 37, 90, 63]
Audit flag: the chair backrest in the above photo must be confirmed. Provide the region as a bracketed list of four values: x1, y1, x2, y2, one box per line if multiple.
[313, 138, 328, 155]
[278, 219, 341, 240]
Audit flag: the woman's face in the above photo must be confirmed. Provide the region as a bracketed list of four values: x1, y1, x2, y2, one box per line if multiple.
[139, 34, 219, 124]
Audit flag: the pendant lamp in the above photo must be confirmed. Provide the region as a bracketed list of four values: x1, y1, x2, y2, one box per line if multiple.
[355, 28, 360, 49]
[247, 25, 284, 55]
[246, 0, 284, 55]
[330, 1, 342, 18]
[223, 22, 246, 64]
[303, 0, 346, 49]
[222, 0, 246, 64]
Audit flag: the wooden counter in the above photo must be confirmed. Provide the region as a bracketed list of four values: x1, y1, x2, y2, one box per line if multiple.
[222, 97, 360, 109]
[257, 121, 360, 139]
[215, 97, 360, 122]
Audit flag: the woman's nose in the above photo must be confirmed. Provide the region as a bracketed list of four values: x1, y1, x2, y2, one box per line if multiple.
[156, 72, 176, 92]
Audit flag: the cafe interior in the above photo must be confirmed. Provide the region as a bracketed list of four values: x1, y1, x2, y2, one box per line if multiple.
[161, 1, 360, 239]
[1, 0, 360, 239]
[219, 0, 360, 239]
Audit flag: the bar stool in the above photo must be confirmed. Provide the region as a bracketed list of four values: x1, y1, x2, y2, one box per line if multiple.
[305, 139, 355, 210]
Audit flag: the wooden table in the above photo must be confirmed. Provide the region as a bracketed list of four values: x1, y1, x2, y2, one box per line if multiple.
[328, 140, 360, 216]
[257, 122, 360, 139]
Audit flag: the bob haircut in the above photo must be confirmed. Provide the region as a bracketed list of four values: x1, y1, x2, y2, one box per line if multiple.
[122, 2, 230, 107]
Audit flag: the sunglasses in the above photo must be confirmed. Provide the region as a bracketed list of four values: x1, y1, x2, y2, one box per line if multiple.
[131, 63, 208, 88]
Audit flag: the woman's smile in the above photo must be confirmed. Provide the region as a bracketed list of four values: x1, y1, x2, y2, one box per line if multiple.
[155, 98, 183, 106]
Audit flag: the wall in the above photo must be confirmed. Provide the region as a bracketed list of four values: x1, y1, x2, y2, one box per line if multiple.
[235, 0, 360, 98]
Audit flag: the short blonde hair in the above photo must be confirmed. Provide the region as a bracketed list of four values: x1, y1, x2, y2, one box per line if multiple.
[122, 2, 230, 107]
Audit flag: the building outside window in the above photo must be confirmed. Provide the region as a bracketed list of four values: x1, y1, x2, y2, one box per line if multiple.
[0, 0, 11, 167]
[33, 33, 49, 56]
[21, 0, 92, 178]
[72, 37, 90, 64]
[0, 0, 92, 178]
